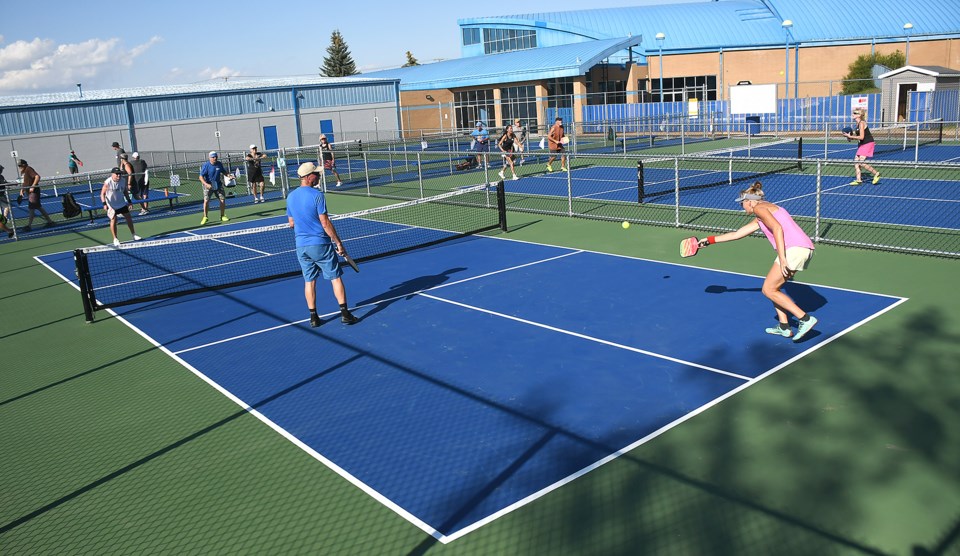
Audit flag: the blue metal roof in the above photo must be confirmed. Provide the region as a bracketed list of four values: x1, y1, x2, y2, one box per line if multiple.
[459, 0, 960, 53]
[364, 36, 641, 90]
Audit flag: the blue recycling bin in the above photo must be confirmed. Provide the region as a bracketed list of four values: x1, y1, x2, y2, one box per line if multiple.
[746, 116, 761, 136]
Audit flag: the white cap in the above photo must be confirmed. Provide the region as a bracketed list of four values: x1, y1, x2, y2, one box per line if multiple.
[297, 162, 320, 177]
[132, 152, 140, 159]
[249, 144, 257, 150]
[208, 151, 218, 158]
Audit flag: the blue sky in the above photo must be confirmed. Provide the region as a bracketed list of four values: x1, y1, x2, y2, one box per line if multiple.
[0, 0, 667, 96]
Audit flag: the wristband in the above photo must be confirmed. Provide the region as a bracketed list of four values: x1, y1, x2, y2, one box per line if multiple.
[707, 236, 716, 245]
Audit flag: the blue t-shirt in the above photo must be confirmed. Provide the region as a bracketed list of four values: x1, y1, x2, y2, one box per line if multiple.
[200, 160, 226, 188]
[471, 128, 489, 143]
[286, 186, 331, 247]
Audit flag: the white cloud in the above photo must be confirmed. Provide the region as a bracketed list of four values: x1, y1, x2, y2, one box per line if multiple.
[0, 36, 161, 94]
[198, 66, 241, 81]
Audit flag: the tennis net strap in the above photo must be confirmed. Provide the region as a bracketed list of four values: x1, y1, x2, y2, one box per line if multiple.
[75, 183, 507, 322]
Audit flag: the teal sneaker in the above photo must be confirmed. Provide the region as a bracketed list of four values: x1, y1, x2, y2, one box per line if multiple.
[765, 326, 793, 338]
[793, 315, 818, 342]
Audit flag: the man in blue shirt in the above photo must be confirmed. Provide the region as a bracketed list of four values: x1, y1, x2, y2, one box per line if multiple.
[199, 151, 231, 225]
[470, 121, 489, 169]
[287, 161, 359, 327]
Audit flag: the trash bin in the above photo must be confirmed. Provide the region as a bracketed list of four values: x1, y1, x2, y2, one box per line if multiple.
[746, 116, 761, 136]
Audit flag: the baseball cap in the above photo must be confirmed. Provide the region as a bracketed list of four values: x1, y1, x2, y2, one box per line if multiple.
[297, 162, 320, 177]
[249, 144, 257, 150]
[110, 167, 121, 174]
[132, 152, 140, 159]
[112, 142, 120, 148]
[208, 151, 218, 158]
[734, 192, 764, 203]
[17, 159, 27, 166]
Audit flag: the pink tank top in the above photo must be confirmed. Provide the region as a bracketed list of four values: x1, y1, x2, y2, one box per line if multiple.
[757, 205, 814, 251]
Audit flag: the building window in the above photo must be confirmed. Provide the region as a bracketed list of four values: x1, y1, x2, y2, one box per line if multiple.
[500, 85, 538, 131]
[642, 75, 717, 103]
[454, 89, 495, 130]
[482, 28, 537, 55]
[545, 78, 574, 108]
[462, 28, 480, 46]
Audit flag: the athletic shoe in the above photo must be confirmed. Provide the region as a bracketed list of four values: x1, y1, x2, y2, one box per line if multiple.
[340, 312, 359, 325]
[498, 170, 505, 179]
[793, 315, 818, 342]
[6, 231, 13, 239]
[259, 197, 265, 202]
[546, 164, 553, 172]
[252, 198, 259, 204]
[512, 175, 519, 180]
[133, 235, 142, 241]
[112, 238, 121, 247]
[848, 180, 862, 186]
[310, 314, 322, 328]
[872, 174, 881, 185]
[765, 326, 793, 338]
[221, 216, 230, 222]
[560, 167, 568, 172]
[336, 182, 342, 187]
[200, 216, 208, 225]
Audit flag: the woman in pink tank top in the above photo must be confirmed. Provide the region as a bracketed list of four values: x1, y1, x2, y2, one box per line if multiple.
[693, 181, 819, 342]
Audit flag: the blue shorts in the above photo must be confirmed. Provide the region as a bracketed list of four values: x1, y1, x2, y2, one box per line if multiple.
[475, 141, 489, 153]
[296, 243, 343, 282]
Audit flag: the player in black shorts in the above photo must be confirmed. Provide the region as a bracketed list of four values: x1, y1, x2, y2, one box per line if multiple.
[246, 145, 267, 202]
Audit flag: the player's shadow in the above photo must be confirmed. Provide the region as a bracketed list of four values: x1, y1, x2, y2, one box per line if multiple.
[704, 282, 828, 313]
[356, 267, 468, 321]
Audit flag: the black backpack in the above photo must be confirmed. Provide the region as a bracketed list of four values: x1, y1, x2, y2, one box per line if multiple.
[62, 193, 81, 218]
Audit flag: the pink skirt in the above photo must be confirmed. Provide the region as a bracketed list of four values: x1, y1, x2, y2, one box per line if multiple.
[855, 142, 875, 158]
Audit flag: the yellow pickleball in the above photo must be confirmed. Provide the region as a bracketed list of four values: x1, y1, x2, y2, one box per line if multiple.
[622, 221, 630, 229]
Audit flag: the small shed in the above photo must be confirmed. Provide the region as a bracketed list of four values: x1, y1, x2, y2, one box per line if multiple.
[877, 65, 960, 122]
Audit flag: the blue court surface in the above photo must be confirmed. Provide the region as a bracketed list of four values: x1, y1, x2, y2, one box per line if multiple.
[37, 224, 905, 542]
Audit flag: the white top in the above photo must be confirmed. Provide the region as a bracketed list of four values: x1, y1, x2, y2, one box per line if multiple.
[102, 176, 127, 209]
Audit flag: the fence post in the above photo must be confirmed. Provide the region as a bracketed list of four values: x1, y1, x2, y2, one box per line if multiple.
[814, 160, 822, 242]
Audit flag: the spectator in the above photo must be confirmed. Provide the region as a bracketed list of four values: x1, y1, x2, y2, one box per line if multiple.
[0, 164, 13, 237]
[471, 122, 490, 169]
[17, 159, 54, 232]
[546, 117, 567, 172]
[245, 144, 267, 203]
[129, 152, 149, 215]
[67, 150, 83, 182]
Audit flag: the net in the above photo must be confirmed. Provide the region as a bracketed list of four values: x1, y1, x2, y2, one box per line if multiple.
[638, 138, 803, 202]
[75, 183, 507, 321]
[869, 120, 943, 156]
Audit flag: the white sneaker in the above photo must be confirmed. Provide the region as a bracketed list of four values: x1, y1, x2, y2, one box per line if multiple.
[512, 175, 519, 180]
[112, 238, 121, 247]
[498, 171, 505, 179]
[133, 235, 142, 241]
[336, 182, 342, 187]
[259, 197, 265, 202]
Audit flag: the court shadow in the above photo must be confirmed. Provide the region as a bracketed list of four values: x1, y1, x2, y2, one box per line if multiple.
[356, 267, 467, 321]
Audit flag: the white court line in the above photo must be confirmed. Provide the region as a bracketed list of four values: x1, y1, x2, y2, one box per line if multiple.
[175, 249, 586, 354]
[183, 230, 272, 256]
[420, 292, 750, 381]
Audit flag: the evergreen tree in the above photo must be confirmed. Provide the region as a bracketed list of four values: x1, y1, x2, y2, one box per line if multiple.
[841, 50, 906, 95]
[321, 30, 359, 77]
[402, 51, 420, 67]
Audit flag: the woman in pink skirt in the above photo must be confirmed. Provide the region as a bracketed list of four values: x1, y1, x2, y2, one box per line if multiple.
[844, 107, 880, 186]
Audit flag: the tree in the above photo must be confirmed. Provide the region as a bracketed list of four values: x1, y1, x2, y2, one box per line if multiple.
[841, 50, 906, 95]
[402, 51, 420, 67]
[321, 30, 358, 77]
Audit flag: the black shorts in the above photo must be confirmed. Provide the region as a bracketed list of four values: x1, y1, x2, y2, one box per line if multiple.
[248, 170, 264, 183]
[111, 205, 131, 217]
[132, 180, 148, 198]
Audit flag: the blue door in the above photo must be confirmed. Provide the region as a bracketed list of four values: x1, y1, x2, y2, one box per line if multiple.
[319, 119, 335, 143]
[263, 126, 278, 151]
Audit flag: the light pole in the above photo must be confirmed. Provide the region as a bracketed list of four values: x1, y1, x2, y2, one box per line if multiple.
[655, 32, 665, 103]
[781, 20, 793, 99]
[903, 23, 914, 65]
[76, 83, 83, 98]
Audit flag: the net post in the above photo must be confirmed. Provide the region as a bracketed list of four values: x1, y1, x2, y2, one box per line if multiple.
[796, 137, 803, 171]
[74, 249, 95, 323]
[496, 180, 508, 232]
[637, 160, 645, 204]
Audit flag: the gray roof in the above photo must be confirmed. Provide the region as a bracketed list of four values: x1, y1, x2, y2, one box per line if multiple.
[0, 76, 398, 107]
[877, 65, 960, 79]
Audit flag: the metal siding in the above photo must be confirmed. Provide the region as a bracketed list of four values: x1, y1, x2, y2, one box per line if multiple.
[0, 102, 126, 136]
